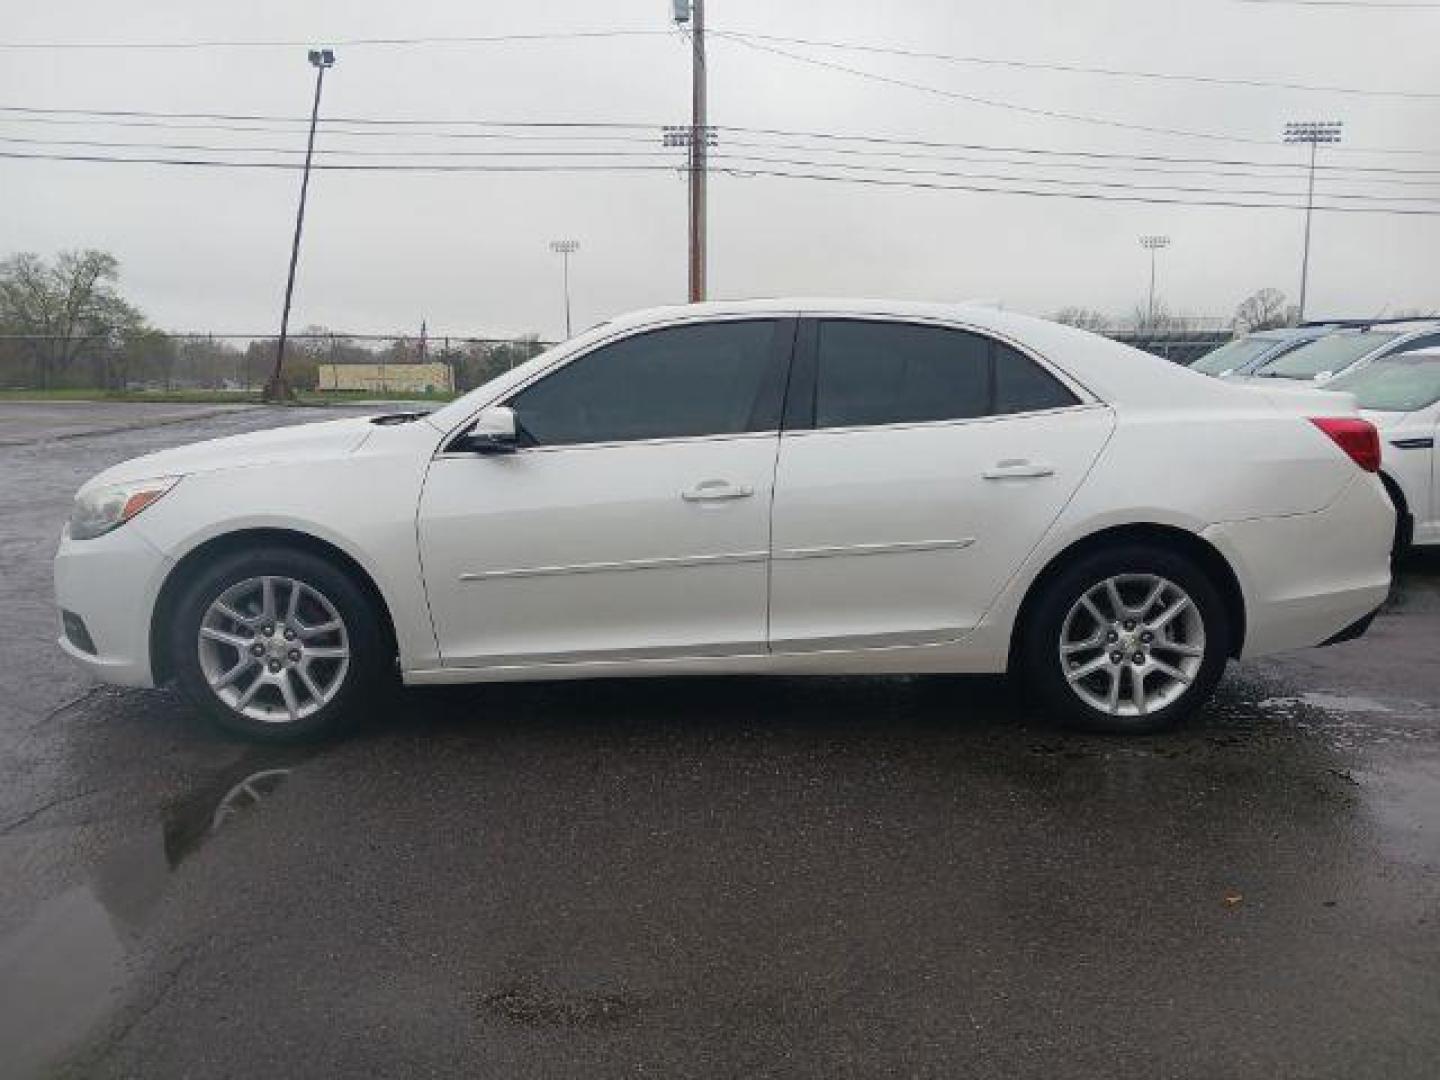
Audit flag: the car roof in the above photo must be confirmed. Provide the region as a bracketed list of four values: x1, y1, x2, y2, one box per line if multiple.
[1248, 325, 1329, 341]
[582, 297, 1250, 412]
[1368, 347, 1440, 361]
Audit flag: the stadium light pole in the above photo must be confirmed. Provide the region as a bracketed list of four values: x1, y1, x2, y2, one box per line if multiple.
[1283, 120, 1342, 322]
[550, 240, 580, 338]
[1139, 235, 1170, 328]
[264, 47, 335, 403]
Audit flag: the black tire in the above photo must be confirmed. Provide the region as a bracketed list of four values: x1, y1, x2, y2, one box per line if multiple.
[1382, 481, 1413, 557]
[1018, 544, 1231, 734]
[169, 545, 393, 742]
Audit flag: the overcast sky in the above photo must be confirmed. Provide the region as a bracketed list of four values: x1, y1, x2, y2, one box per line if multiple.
[2, 0, 1437, 339]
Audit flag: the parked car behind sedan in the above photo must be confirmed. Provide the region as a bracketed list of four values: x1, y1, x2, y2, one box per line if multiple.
[1248, 320, 1440, 385]
[1188, 325, 1333, 379]
[55, 300, 1393, 742]
[1329, 349, 1440, 551]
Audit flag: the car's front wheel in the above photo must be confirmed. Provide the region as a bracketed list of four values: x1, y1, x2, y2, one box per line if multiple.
[169, 546, 391, 741]
[1020, 544, 1230, 733]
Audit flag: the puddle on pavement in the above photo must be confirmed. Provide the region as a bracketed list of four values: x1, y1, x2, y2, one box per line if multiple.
[0, 745, 312, 1076]
[1258, 692, 1396, 715]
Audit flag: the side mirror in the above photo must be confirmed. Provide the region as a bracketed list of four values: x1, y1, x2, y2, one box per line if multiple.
[458, 406, 519, 454]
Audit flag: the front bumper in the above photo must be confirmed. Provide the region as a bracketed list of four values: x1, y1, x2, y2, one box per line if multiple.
[54, 524, 171, 688]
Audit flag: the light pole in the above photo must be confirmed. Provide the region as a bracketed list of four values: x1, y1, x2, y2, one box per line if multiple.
[550, 240, 580, 338]
[1283, 120, 1342, 322]
[1139, 235, 1170, 329]
[264, 47, 335, 403]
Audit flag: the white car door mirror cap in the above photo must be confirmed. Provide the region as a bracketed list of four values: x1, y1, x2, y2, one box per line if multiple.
[462, 407, 519, 453]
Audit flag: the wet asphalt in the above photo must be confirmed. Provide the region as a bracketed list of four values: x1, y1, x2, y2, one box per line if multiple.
[0, 402, 1437, 1079]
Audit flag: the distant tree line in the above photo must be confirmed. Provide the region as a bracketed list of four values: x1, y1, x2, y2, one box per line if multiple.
[0, 249, 546, 392]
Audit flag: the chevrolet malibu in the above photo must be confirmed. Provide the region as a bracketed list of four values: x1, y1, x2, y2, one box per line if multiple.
[55, 300, 1393, 741]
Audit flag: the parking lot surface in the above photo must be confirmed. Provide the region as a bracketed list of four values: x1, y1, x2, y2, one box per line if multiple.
[1, 402, 1437, 1078]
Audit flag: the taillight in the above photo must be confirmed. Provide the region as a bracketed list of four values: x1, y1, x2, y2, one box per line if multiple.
[1309, 417, 1381, 473]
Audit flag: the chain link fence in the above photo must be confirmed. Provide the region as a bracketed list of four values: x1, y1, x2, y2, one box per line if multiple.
[0, 323, 1237, 397]
[1107, 328, 1234, 365]
[0, 331, 554, 397]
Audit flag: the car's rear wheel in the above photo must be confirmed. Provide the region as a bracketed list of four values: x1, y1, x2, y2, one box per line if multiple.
[169, 546, 391, 741]
[1020, 544, 1230, 733]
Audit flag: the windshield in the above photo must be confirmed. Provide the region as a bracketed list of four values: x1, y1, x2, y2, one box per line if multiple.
[1189, 336, 1281, 376]
[1328, 354, 1440, 412]
[1257, 332, 1399, 380]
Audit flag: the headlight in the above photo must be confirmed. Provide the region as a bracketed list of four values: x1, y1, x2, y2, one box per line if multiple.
[68, 476, 181, 541]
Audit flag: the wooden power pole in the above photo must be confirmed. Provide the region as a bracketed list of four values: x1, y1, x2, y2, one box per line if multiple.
[688, 0, 708, 303]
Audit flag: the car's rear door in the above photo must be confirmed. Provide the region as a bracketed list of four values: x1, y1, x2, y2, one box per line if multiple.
[767, 317, 1113, 652]
[418, 317, 795, 667]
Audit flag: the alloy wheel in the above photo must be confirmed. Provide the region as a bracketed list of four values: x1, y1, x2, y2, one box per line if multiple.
[1058, 573, 1206, 718]
[196, 575, 350, 724]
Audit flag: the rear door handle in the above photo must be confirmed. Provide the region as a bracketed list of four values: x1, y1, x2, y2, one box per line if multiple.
[681, 479, 755, 502]
[983, 459, 1055, 480]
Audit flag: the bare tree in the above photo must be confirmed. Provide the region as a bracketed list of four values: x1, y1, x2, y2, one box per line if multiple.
[1233, 288, 1299, 333]
[0, 250, 142, 387]
[1053, 307, 1109, 332]
[1130, 299, 1177, 333]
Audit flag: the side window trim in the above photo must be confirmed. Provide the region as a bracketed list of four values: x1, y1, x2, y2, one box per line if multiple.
[746, 317, 800, 434]
[781, 318, 819, 432]
[786, 316, 1084, 434]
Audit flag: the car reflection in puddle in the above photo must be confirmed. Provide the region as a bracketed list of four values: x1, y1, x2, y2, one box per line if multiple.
[0, 754, 302, 1076]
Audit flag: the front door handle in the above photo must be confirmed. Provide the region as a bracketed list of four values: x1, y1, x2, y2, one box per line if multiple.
[983, 459, 1055, 480]
[681, 479, 755, 502]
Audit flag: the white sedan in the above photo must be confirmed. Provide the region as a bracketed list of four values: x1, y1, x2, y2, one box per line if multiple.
[55, 300, 1393, 740]
[1329, 349, 1440, 550]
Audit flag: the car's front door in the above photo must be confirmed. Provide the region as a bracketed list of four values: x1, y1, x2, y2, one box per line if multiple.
[418, 317, 794, 667]
[768, 317, 1114, 651]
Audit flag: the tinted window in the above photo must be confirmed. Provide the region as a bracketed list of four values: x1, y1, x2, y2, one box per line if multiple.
[994, 342, 1080, 414]
[815, 321, 989, 428]
[507, 320, 782, 446]
[812, 320, 1076, 428]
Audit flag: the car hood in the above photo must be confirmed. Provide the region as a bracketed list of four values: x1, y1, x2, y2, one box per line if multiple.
[83, 415, 380, 490]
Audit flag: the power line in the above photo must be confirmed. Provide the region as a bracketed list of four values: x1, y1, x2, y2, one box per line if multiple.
[3, 20, 1428, 102]
[715, 30, 1440, 101]
[11, 129, 1438, 187]
[0, 112, 669, 146]
[717, 164, 1440, 215]
[712, 31, 1440, 157]
[9, 133, 1434, 200]
[7, 103, 1440, 171]
[0, 104, 657, 130]
[0, 29, 673, 50]
[4, 148, 1439, 215]
[711, 123, 1440, 174]
[0, 134, 681, 160]
[703, 152, 1440, 203]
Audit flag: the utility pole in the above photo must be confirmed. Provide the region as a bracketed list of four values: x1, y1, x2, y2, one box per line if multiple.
[264, 47, 335, 403]
[1139, 235, 1170, 329]
[550, 240, 580, 337]
[1283, 121, 1342, 322]
[672, 0, 708, 302]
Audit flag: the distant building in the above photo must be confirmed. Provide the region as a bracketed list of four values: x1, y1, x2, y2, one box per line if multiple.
[316, 362, 454, 395]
